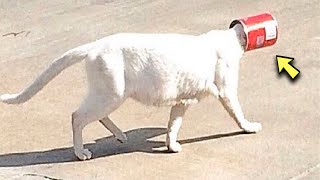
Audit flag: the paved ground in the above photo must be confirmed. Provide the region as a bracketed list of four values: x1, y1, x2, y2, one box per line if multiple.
[0, 0, 319, 179]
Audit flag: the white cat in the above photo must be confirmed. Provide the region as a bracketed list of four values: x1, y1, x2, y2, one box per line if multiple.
[0, 24, 262, 160]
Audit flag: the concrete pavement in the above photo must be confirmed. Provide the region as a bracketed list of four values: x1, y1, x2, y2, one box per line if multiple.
[0, 0, 319, 179]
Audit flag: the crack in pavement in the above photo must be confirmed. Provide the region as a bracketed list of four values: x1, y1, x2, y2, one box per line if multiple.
[290, 163, 320, 180]
[24, 173, 63, 180]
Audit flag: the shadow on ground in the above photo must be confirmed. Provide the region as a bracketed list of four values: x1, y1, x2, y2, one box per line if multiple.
[0, 127, 248, 167]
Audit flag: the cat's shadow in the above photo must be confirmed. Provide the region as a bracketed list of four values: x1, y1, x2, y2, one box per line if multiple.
[0, 127, 248, 167]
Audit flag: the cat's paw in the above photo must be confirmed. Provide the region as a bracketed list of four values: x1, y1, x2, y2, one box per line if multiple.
[75, 148, 92, 161]
[242, 122, 262, 133]
[167, 142, 182, 153]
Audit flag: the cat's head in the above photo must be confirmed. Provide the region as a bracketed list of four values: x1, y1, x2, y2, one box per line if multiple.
[232, 23, 247, 51]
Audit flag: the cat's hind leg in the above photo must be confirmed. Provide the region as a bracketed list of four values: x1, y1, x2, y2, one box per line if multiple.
[72, 52, 126, 160]
[99, 117, 127, 143]
[72, 95, 124, 160]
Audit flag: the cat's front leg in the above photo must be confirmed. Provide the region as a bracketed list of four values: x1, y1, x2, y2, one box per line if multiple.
[219, 92, 262, 133]
[166, 104, 189, 152]
[218, 62, 262, 133]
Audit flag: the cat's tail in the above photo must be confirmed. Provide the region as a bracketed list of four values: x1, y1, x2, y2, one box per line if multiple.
[0, 45, 90, 104]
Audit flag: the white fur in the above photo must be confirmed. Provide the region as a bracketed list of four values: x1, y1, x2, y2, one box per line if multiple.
[1, 25, 261, 160]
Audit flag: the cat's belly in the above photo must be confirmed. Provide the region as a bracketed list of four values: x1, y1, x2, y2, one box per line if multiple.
[128, 78, 211, 106]
[130, 91, 208, 106]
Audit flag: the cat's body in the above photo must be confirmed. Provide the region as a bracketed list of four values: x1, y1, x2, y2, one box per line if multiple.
[0, 25, 262, 160]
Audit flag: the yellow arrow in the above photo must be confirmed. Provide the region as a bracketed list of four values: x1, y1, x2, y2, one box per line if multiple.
[276, 55, 300, 79]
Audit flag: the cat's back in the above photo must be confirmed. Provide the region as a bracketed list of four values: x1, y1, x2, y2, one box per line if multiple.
[102, 32, 201, 50]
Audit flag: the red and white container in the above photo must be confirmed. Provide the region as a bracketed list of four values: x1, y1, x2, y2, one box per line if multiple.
[229, 12, 278, 51]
